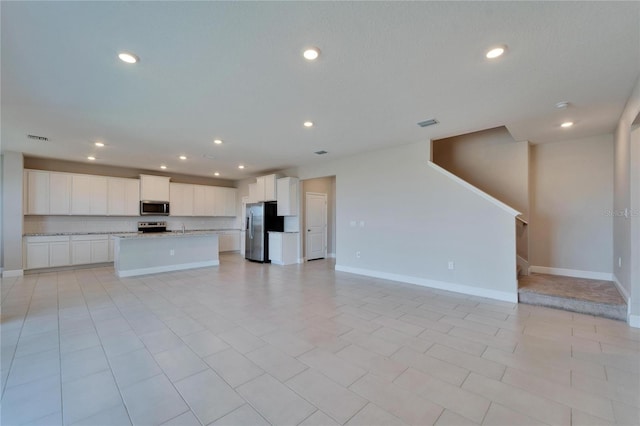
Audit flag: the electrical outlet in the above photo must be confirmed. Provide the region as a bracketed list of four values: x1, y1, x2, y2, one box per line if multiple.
[359, 221, 365, 228]
[448, 261, 454, 270]
[350, 220, 356, 227]
[356, 251, 361, 258]
[170, 249, 175, 256]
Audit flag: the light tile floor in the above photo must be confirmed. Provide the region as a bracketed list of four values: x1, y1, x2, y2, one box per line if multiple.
[2, 254, 639, 426]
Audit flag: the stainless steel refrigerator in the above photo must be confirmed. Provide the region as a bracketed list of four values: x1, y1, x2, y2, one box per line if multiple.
[245, 202, 283, 262]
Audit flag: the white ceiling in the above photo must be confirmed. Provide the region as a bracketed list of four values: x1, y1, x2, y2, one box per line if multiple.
[2, 2, 639, 180]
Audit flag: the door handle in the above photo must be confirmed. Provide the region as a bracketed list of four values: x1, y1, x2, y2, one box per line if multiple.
[307, 229, 311, 232]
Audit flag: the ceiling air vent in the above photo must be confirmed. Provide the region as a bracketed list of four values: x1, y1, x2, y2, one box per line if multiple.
[314, 150, 328, 155]
[417, 119, 439, 128]
[27, 134, 49, 142]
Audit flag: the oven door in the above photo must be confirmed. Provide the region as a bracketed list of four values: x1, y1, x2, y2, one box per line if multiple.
[140, 201, 170, 216]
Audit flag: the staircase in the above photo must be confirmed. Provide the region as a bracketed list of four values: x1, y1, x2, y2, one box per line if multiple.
[518, 273, 627, 321]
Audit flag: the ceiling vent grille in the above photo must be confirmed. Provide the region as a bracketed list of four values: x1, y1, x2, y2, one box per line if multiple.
[314, 150, 328, 155]
[27, 134, 49, 142]
[417, 119, 439, 128]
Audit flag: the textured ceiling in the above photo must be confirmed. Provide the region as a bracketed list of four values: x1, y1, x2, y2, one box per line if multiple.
[2, 2, 639, 180]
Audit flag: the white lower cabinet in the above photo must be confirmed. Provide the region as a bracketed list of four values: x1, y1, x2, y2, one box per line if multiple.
[71, 235, 110, 265]
[268, 232, 299, 265]
[24, 236, 71, 269]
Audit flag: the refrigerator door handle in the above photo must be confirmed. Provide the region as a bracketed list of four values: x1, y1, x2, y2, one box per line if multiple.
[249, 211, 254, 239]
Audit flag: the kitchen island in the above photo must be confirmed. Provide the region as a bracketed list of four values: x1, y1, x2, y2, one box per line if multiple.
[112, 231, 219, 277]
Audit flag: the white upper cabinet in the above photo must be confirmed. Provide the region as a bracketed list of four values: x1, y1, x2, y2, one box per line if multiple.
[256, 176, 266, 201]
[26, 170, 50, 214]
[203, 186, 216, 216]
[49, 173, 72, 215]
[170, 183, 194, 216]
[139, 174, 171, 201]
[24, 170, 235, 218]
[25, 170, 72, 215]
[248, 183, 258, 203]
[263, 174, 278, 201]
[252, 174, 280, 202]
[71, 174, 107, 215]
[175, 184, 236, 217]
[223, 187, 237, 216]
[193, 185, 206, 216]
[276, 177, 299, 216]
[108, 178, 140, 216]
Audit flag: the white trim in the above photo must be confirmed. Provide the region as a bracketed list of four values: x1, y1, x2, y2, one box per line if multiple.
[529, 266, 613, 281]
[629, 315, 640, 329]
[116, 260, 219, 278]
[2, 269, 24, 278]
[612, 274, 631, 304]
[613, 274, 632, 322]
[427, 161, 521, 217]
[335, 264, 517, 303]
[328, 253, 336, 259]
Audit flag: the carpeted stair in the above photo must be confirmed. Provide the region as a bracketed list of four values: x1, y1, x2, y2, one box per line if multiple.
[518, 273, 627, 321]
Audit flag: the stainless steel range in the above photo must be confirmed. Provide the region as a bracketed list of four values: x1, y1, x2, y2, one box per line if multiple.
[137, 221, 167, 233]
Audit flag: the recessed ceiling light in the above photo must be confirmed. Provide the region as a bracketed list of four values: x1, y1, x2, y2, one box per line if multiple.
[303, 121, 314, 128]
[555, 101, 570, 109]
[303, 47, 320, 61]
[160, 165, 167, 169]
[486, 45, 507, 59]
[213, 139, 223, 145]
[561, 121, 574, 128]
[94, 142, 104, 147]
[238, 165, 245, 169]
[179, 155, 187, 160]
[87, 156, 96, 161]
[214, 172, 220, 176]
[118, 52, 139, 64]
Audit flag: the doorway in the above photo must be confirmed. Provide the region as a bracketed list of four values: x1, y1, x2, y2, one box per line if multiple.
[305, 192, 327, 260]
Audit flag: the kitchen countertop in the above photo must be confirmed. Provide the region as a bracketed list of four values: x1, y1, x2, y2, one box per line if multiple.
[112, 230, 221, 239]
[24, 228, 241, 237]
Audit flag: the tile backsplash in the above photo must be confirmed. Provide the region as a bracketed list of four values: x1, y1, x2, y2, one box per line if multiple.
[24, 215, 239, 234]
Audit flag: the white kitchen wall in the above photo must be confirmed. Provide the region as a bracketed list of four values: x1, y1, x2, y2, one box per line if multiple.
[24, 216, 238, 234]
[2, 152, 24, 275]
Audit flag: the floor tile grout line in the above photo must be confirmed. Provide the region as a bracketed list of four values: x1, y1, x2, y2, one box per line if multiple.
[1, 273, 38, 397]
[56, 272, 64, 423]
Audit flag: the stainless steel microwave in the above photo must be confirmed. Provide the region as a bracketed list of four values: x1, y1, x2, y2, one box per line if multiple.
[140, 200, 170, 216]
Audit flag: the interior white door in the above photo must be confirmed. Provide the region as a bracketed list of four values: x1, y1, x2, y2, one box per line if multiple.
[305, 192, 327, 261]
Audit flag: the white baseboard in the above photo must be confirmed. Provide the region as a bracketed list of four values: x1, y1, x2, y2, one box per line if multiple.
[2, 269, 24, 278]
[529, 266, 613, 281]
[334, 264, 517, 303]
[116, 260, 219, 278]
[629, 314, 640, 329]
[612, 275, 631, 317]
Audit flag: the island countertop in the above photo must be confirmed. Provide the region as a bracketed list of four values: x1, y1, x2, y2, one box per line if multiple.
[111, 230, 221, 239]
[24, 228, 241, 237]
